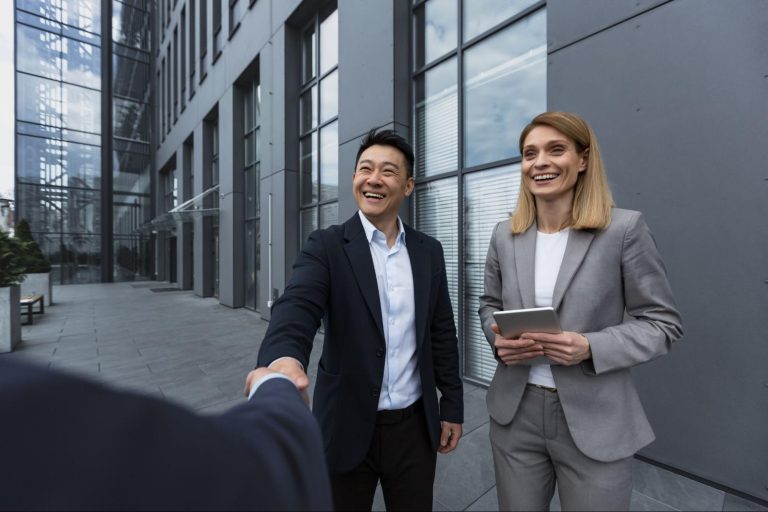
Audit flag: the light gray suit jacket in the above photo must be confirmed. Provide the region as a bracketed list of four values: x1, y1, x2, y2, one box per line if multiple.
[479, 208, 683, 462]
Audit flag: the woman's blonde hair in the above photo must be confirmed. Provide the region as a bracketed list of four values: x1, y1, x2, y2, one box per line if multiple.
[510, 111, 614, 233]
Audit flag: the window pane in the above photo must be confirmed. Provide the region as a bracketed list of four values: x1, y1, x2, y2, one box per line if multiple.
[300, 207, 318, 245]
[463, 164, 521, 382]
[463, 10, 546, 167]
[300, 85, 317, 134]
[113, 147, 149, 193]
[17, 135, 63, 186]
[245, 164, 257, 218]
[319, 70, 338, 123]
[302, 25, 316, 84]
[414, 0, 457, 69]
[113, 97, 149, 141]
[65, 140, 102, 189]
[245, 218, 257, 309]
[463, 0, 539, 41]
[63, 83, 101, 133]
[113, 54, 149, 100]
[319, 9, 338, 75]
[415, 56, 457, 178]
[300, 133, 318, 205]
[16, 25, 61, 81]
[62, 36, 100, 88]
[319, 202, 338, 229]
[64, 0, 101, 35]
[17, 73, 63, 127]
[319, 121, 338, 201]
[414, 177, 458, 324]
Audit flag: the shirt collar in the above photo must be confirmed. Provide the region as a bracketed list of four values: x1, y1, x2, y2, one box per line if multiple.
[358, 210, 407, 245]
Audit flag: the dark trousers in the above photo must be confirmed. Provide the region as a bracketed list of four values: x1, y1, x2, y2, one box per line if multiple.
[331, 400, 437, 511]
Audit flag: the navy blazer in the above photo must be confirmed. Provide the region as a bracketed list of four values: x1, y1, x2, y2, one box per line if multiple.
[0, 360, 332, 511]
[258, 213, 463, 474]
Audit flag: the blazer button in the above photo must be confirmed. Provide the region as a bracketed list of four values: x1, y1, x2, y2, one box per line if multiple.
[371, 386, 380, 398]
[376, 348, 384, 357]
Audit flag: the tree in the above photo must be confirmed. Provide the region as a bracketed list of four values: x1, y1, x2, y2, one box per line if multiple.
[14, 219, 51, 273]
[0, 229, 26, 287]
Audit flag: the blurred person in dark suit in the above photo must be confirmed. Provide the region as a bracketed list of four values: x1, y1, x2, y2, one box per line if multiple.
[0, 359, 332, 511]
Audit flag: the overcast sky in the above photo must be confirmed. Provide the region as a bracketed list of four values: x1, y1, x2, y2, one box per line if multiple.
[0, 1, 14, 200]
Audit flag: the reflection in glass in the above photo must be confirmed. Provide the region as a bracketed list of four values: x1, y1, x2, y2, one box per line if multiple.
[302, 25, 316, 84]
[414, 0, 457, 69]
[301, 208, 318, 245]
[319, 121, 338, 201]
[17, 73, 63, 128]
[415, 57, 457, 178]
[17, 0, 101, 35]
[319, 202, 338, 229]
[63, 37, 101, 88]
[112, 1, 148, 48]
[63, 83, 101, 133]
[319, 70, 338, 123]
[300, 86, 317, 134]
[413, 177, 458, 322]
[17, 135, 63, 186]
[463, 0, 539, 41]
[113, 147, 150, 193]
[113, 54, 149, 100]
[463, 10, 546, 167]
[16, 25, 61, 81]
[300, 133, 318, 205]
[463, 165, 520, 380]
[113, 97, 148, 141]
[319, 10, 338, 75]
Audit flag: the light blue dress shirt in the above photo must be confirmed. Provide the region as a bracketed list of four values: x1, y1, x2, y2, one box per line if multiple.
[358, 211, 421, 411]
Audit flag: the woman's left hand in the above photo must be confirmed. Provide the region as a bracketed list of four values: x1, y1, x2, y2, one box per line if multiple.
[520, 331, 592, 366]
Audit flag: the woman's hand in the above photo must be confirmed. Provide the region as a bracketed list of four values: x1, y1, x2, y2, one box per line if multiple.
[521, 331, 592, 366]
[492, 324, 545, 365]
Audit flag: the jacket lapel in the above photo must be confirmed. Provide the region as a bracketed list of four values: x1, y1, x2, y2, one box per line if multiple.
[551, 229, 595, 311]
[405, 226, 429, 351]
[343, 215, 385, 342]
[514, 224, 537, 309]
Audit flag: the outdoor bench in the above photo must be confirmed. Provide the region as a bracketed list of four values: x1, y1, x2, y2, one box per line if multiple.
[20, 294, 45, 325]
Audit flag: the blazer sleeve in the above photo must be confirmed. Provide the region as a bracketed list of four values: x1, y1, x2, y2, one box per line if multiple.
[257, 229, 330, 369]
[478, 222, 504, 359]
[216, 378, 333, 510]
[430, 242, 464, 424]
[583, 213, 684, 375]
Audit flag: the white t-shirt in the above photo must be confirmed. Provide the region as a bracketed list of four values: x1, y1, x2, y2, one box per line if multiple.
[528, 228, 570, 389]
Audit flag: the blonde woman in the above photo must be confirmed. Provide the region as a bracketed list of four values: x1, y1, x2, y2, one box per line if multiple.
[479, 112, 683, 511]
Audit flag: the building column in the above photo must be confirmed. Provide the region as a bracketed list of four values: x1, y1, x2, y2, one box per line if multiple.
[193, 122, 214, 297]
[175, 143, 194, 290]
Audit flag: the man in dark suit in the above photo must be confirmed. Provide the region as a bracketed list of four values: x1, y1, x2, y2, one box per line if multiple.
[251, 129, 463, 510]
[0, 359, 332, 511]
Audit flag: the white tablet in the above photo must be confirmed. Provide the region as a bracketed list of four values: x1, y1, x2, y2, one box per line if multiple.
[492, 307, 562, 366]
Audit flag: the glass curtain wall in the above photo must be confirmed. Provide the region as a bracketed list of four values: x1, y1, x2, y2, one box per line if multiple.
[412, 0, 546, 383]
[298, 5, 339, 245]
[15, 0, 103, 284]
[244, 76, 261, 310]
[112, 0, 152, 281]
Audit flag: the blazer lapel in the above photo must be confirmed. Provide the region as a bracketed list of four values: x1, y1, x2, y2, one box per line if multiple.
[514, 224, 537, 309]
[551, 229, 595, 311]
[343, 215, 385, 341]
[405, 226, 429, 351]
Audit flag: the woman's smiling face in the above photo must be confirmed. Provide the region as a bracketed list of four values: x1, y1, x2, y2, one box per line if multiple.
[521, 125, 588, 205]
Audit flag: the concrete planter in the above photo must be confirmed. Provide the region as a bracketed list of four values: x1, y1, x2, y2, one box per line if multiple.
[21, 272, 52, 306]
[0, 285, 21, 353]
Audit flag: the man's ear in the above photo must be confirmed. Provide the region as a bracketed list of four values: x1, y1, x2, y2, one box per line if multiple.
[404, 177, 415, 197]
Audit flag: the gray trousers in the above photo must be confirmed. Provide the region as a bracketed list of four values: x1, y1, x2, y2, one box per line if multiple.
[490, 384, 633, 511]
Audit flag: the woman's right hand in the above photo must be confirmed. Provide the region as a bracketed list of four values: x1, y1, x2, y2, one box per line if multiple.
[491, 324, 545, 365]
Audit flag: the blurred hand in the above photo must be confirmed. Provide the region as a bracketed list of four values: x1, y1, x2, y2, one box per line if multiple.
[521, 331, 591, 366]
[243, 367, 277, 397]
[438, 421, 462, 454]
[492, 324, 545, 365]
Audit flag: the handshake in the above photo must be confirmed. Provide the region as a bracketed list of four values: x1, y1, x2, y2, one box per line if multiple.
[243, 357, 310, 404]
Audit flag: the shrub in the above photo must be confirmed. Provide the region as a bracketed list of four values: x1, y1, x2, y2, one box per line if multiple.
[0, 229, 26, 287]
[14, 219, 52, 273]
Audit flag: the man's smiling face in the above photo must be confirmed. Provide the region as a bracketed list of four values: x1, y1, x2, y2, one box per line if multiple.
[352, 144, 414, 225]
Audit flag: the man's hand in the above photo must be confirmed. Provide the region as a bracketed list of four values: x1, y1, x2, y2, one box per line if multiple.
[438, 421, 462, 454]
[243, 367, 277, 397]
[268, 357, 310, 404]
[492, 324, 545, 365]
[522, 331, 591, 366]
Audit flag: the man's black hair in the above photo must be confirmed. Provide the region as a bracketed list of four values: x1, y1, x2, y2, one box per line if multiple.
[355, 129, 415, 178]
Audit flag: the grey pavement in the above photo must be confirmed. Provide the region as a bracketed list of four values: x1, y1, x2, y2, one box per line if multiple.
[3, 282, 764, 512]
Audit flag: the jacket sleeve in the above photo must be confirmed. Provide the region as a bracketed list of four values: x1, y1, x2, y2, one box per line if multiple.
[478, 222, 504, 360]
[257, 230, 330, 369]
[583, 213, 684, 375]
[430, 242, 464, 424]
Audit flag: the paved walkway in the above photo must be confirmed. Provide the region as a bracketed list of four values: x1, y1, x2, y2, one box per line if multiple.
[2, 282, 763, 511]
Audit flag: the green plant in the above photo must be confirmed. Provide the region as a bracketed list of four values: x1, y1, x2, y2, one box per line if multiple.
[14, 219, 52, 273]
[0, 229, 26, 287]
